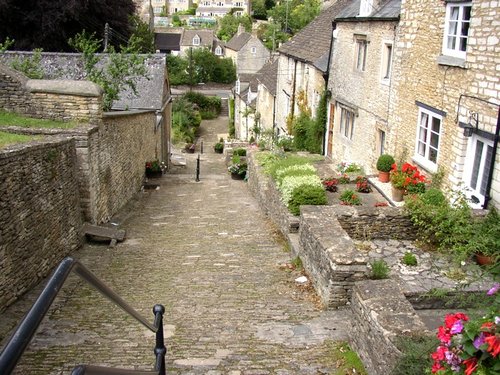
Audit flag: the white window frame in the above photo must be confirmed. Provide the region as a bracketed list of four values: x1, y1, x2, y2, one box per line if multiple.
[339, 106, 355, 140]
[215, 45, 222, 55]
[442, 1, 472, 59]
[380, 41, 393, 82]
[355, 37, 367, 72]
[192, 35, 200, 46]
[413, 106, 442, 172]
[463, 134, 494, 209]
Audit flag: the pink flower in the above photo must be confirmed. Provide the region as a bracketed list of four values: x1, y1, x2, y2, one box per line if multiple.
[487, 283, 500, 296]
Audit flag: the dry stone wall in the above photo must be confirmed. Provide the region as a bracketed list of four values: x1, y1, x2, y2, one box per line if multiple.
[0, 139, 83, 312]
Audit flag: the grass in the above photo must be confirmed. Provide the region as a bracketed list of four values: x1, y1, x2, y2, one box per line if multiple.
[370, 259, 390, 279]
[0, 131, 37, 149]
[0, 110, 78, 129]
[325, 341, 367, 374]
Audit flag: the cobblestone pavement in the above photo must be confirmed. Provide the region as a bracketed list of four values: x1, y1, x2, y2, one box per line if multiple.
[0, 117, 351, 375]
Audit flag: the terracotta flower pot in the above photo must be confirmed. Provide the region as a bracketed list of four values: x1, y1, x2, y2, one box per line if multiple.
[378, 171, 390, 183]
[391, 186, 404, 202]
[476, 253, 494, 266]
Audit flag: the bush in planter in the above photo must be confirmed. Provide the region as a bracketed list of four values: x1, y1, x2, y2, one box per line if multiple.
[340, 189, 361, 205]
[275, 164, 317, 187]
[214, 142, 224, 153]
[288, 184, 327, 216]
[233, 147, 247, 156]
[376, 154, 395, 172]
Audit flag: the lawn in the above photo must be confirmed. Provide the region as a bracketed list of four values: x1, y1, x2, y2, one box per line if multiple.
[0, 131, 38, 149]
[0, 110, 78, 129]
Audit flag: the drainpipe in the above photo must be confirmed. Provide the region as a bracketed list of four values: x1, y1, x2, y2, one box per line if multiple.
[291, 59, 297, 119]
[483, 106, 500, 209]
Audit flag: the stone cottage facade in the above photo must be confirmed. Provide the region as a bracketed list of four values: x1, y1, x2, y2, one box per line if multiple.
[325, 0, 400, 170]
[275, 0, 351, 136]
[389, 0, 499, 209]
[255, 58, 279, 134]
[225, 25, 270, 75]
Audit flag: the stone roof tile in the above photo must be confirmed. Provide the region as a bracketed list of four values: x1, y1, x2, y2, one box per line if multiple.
[225, 32, 252, 51]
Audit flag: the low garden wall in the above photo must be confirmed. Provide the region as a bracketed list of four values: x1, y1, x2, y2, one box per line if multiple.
[350, 279, 429, 375]
[0, 139, 83, 312]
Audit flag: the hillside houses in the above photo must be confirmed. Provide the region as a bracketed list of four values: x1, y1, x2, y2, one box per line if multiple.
[242, 0, 499, 210]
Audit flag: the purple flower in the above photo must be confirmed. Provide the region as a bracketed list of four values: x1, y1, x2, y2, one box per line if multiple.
[473, 332, 485, 349]
[450, 320, 464, 334]
[487, 283, 500, 296]
[445, 351, 462, 372]
[495, 316, 500, 325]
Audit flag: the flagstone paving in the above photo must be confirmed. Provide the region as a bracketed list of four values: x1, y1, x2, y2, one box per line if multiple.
[0, 117, 352, 375]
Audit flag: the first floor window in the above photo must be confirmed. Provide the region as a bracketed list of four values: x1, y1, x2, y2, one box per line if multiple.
[464, 134, 493, 208]
[193, 35, 200, 46]
[378, 129, 386, 155]
[443, 2, 472, 59]
[381, 42, 393, 80]
[339, 106, 355, 140]
[355, 37, 367, 71]
[414, 106, 442, 170]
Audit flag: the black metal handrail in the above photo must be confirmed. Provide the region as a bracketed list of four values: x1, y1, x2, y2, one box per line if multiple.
[0, 257, 166, 375]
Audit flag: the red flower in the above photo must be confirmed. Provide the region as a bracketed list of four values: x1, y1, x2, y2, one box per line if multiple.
[437, 326, 452, 344]
[431, 361, 445, 373]
[445, 313, 468, 329]
[485, 335, 500, 357]
[481, 321, 495, 332]
[391, 163, 398, 172]
[463, 357, 478, 375]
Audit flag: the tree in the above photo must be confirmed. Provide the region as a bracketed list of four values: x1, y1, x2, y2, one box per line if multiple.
[129, 15, 155, 53]
[252, 0, 276, 20]
[267, 0, 320, 34]
[0, 0, 136, 51]
[166, 55, 189, 86]
[257, 23, 289, 51]
[216, 13, 252, 42]
[68, 31, 148, 110]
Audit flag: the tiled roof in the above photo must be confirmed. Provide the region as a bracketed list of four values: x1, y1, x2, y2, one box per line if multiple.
[180, 29, 215, 47]
[256, 58, 278, 96]
[277, 0, 352, 72]
[337, 0, 401, 19]
[225, 32, 252, 51]
[154, 33, 181, 50]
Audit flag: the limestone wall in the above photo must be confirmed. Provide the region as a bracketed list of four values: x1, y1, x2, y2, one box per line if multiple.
[0, 139, 83, 312]
[350, 279, 429, 375]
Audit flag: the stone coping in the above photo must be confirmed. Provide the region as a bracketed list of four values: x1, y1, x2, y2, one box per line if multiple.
[26, 79, 103, 97]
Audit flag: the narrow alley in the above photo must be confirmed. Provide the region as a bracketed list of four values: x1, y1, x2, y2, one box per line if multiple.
[0, 116, 351, 375]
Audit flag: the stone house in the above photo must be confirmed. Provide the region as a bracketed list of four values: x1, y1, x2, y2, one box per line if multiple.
[388, 0, 499, 209]
[275, 0, 351, 136]
[255, 58, 279, 135]
[179, 29, 224, 57]
[325, 0, 400, 170]
[234, 74, 258, 141]
[196, 0, 251, 17]
[225, 24, 270, 75]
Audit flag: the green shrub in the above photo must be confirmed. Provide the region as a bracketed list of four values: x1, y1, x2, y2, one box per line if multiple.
[390, 335, 439, 375]
[459, 208, 500, 259]
[370, 259, 390, 279]
[288, 184, 327, 216]
[267, 155, 313, 179]
[402, 252, 418, 266]
[376, 154, 395, 172]
[275, 164, 316, 187]
[214, 142, 224, 153]
[279, 175, 323, 205]
[11, 48, 44, 79]
[233, 148, 247, 156]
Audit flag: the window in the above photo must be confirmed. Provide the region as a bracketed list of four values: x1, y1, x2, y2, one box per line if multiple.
[355, 38, 367, 71]
[381, 42, 393, 81]
[215, 46, 222, 56]
[463, 134, 493, 208]
[251, 46, 256, 54]
[378, 129, 386, 155]
[192, 35, 200, 46]
[339, 106, 355, 140]
[414, 106, 442, 171]
[443, 2, 472, 59]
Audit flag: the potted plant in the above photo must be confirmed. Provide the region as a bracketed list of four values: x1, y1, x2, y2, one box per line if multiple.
[376, 154, 395, 183]
[355, 176, 372, 193]
[145, 160, 164, 178]
[463, 208, 500, 265]
[214, 142, 224, 154]
[390, 162, 426, 202]
[322, 177, 339, 192]
[228, 162, 247, 180]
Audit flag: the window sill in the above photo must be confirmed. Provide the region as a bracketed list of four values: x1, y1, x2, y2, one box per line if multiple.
[411, 156, 438, 174]
[437, 55, 466, 68]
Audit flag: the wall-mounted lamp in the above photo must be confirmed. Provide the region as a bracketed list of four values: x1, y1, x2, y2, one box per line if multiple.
[463, 111, 479, 137]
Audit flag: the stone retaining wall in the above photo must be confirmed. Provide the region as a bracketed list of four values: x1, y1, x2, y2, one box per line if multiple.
[0, 139, 83, 312]
[350, 280, 429, 375]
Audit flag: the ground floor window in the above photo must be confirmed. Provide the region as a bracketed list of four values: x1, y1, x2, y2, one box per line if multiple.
[339, 106, 355, 140]
[414, 105, 443, 171]
[463, 134, 494, 208]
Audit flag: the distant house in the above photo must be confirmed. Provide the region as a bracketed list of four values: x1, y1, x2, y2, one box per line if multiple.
[168, 0, 194, 14]
[196, 0, 251, 17]
[225, 24, 270, 75]
[234, 73, 259, 141]
[179, 29, 222, 56]
[255, 58, 279, 134]
[155, 32, 182, 54]
[325, 0, 400, 169]
[274, 0, 350, 136]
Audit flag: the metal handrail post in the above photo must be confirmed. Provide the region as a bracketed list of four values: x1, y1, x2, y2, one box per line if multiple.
[153, 305, 166, 375]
